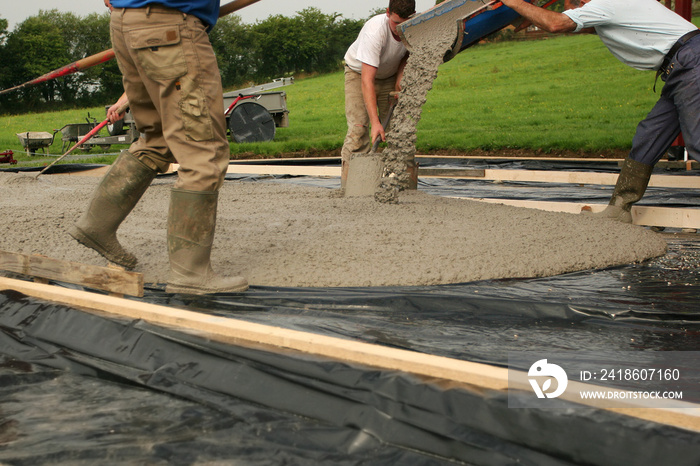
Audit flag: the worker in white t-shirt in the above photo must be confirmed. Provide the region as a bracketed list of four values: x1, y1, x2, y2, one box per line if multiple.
[501, 0, 699, 223]
[341, 0, 416, 187]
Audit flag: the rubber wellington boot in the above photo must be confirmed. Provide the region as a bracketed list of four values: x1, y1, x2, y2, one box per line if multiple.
[589, 157, 653, 223]
[165, 189, 248, 295]
[69, 151, 157, 269]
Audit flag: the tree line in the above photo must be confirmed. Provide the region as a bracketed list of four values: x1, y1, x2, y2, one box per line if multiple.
[0, 8, 368, 114]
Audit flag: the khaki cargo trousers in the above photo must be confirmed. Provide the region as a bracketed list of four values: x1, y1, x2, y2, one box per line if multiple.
[341, 66, 398, 164]
[111, 6, 229, 191]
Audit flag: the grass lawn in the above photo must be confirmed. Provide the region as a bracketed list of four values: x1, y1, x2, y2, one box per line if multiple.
[0, 32, 661, 167]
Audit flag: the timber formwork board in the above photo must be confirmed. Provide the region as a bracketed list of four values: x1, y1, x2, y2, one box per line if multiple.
[458, 198, 700, 230]
[420, 168, 700, 189]
[0, 250, 143, 297]
[219, 164, 698, 189]
[69, 163, 700, 189]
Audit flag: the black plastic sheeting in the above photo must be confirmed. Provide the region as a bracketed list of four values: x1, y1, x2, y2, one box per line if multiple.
[1, 287, 699, 466]
[1, 160, 699, 464]
[0, 163, 107, 175]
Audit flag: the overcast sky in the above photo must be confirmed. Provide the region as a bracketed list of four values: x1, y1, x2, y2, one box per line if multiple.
[3, 0, 436, 31]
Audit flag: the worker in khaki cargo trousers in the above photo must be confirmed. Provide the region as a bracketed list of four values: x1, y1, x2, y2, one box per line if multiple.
[70, 0, 248, 294]
[341, 0, 416, 187]
[500, 0, 700, 223]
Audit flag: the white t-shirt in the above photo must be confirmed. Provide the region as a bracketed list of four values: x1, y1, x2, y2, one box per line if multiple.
[563, 0, 697, 70]
[344, 14, 408, 79]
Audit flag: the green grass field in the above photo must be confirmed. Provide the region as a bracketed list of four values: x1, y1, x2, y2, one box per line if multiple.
[0, 32, 661, 166]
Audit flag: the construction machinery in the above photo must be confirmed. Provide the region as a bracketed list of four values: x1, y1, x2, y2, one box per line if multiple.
[223, 77, 293, 143]
[81, 77, 294, 150]
[398, 0, 530, 62]
[79, 109, 140, 152]
[0, 150, 17, 165]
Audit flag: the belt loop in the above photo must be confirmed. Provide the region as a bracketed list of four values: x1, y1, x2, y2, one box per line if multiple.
[146, 5, 151, 17]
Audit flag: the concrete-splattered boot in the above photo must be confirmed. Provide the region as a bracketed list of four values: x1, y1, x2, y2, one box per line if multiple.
[69, 151, 157, 269]
[589, 157, 653, 223]
[165, 189, 248, 295]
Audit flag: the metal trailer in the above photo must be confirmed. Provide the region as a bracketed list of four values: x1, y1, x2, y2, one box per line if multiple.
[223, 77, 294, 143]
[80, 108, 140, 152]
[56, 119, 99, 152]
[83, 77, 294, 151]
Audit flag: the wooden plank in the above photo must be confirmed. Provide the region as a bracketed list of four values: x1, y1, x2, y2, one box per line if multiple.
[234, 156, 340, 164]
[418, 168, 485, 178]
[229, 154, 698, 171]
[415, 154, 627, 163]
[457, 198, 700, 230]
[225, 164, 339, 177]
[0, 251, 143, 297]
[0, 276, 697, 433]
[0, 251, 29, 275]
[416, 155, 700, 169]
[176, 163, 700, 189]
[430, 168, 699, 189]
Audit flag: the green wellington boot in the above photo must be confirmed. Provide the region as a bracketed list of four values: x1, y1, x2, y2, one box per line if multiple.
[69, 151, 157, 269]
[589, 157, 653, 223]
[165, 189, 248, 295]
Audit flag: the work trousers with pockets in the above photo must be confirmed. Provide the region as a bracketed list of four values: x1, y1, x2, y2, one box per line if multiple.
[630, 35, 700, 167]
[111, 5, 229, 192]
[341, 66, 398, 163]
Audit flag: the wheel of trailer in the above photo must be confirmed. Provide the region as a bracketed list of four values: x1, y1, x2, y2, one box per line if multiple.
[107, 119, 125, 136]
[228, 101, 276, 143]
[99, 144, 111, 151]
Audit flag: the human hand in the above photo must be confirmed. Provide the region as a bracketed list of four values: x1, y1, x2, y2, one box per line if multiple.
[371, 124, 386, 145]
[107, 93, 129, 124]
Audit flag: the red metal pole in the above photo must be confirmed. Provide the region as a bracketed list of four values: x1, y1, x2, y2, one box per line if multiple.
[675, 0, 692, 21]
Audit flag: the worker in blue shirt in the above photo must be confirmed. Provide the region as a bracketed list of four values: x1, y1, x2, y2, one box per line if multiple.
[70, 0, 248, 294]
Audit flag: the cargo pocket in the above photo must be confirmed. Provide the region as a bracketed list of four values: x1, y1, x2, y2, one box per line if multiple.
[128, 24, 188, 80]
[178, 78, 214, 141]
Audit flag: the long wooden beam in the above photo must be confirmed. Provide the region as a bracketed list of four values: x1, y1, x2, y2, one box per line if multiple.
[423, 168, 699, 189]
[228, 155, 696, 169]
[459, 197, 700, 229]
[0, 276, 698, 433]
[220, 164, 698, 189]
[225, 164, 340, 177]
[415, 155, 699, 170]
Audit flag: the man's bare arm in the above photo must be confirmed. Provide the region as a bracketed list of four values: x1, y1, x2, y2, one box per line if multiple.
[501, 0, 577, 33]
